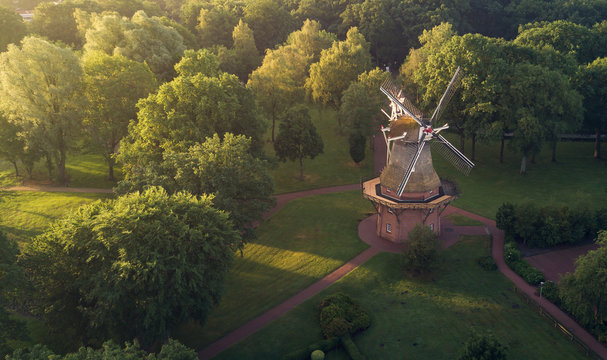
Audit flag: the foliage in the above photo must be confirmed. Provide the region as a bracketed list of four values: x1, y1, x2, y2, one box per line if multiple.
[274, 105, 324, 179]
[0, 230, 27, 357]
[117, 133, 274, 245]
[84, 11, 185, 81]
[541, 280, 561, 306]
[340, 334, 365, 360]
[477, 256, 497, 271]
[457, 332, 507, 360]
[0, 6, 27, 52]
[319, 293, 371, 339]
[196, 1, 239, 49]
[174, 48, 220, 77]
[31, 1, 84, 48]
[243, 0, 295, 52]
[284, 338, 340, 360]
[576, 57, 607, 158]
[82, 51, 157, 180]
[7, 339, 196, 360]
[560, 231, 607, 335]
[310, 349, 325, 360]
[401, 224, 442, 274]
[0, 36, 85, 184]
[496, 203, 606, 248]
[118, 69, 266, 173]
[0, 113, 39, 179]
[217, 19, 260, 82]
[348, 133, 366, 164]
[502, 241, 544, 285]
[306, 27, 372, 114]
[503, 242, 521, 264]
[20, 188, 239, 347]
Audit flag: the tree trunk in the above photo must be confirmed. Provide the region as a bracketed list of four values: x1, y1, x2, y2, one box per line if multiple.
[520, 155, 527, 175]
[531, 152, 536, 164]
[499, 136, 505, 164]
[471, 133, 476, 161]
[271, 115, 276, 142]
[11, 160, 19, 177]
[299, 156, 304, 180]
[108, 157, 115, 181]
[45, 154, 53, 181]
[460, 134, 465, 153]
[57, 149, 67, 186]
[551, 139, 557, 162]
[595, 128, 601, 159]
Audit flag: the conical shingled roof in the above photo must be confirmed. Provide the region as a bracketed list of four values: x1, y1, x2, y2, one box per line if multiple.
[379, 116, 441, 193]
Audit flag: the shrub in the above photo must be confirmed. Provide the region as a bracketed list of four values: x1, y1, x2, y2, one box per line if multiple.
[457, 332, 507, 360]
[310, 349, 325, 360]
[284, 338, 340, 360]
[496, 203, 515, 234]
[503, 242, 520, 265]
[340, 334, 365, 360]
[319, 293, 370, 339]
[477, 256, 497, 271]
[401, 224, 442, 274]
[541, 280, 561, 306]
[512, 261, 545, 286]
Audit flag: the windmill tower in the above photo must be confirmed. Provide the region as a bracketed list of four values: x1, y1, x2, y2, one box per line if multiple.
[362, 67, 474, 243]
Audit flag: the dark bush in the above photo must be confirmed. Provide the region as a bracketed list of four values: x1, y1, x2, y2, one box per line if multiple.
[457, 332, 507, 360]
[541, 280, 561, 306]
[284, 338, 340, 360]
[348, 133, 366, 164]
[401, 224, 442, 274]
[496, 203, 515, 234]
[477, 256, 497, 271]
[503, 242, 520, 265]
[512, 261, 545, 286]
[319, 293, 370, 339]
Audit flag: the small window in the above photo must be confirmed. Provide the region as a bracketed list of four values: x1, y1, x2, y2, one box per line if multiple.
[429, 223, 434, 231]
[429, 208, 434, 214]
[386, 223, 392, 233]
[388, 208, 394, 214]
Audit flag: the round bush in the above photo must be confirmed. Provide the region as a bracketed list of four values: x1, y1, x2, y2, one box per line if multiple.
[477, 256, 497, 271]
[310, 349, 325, 360]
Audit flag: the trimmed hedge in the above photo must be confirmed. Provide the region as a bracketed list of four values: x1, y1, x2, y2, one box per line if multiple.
[496, 203, 607, 248]
[340, 334, 366, 360]
[284, 338, 340, 360]
[503, 242, 545, 286]
[541, 280, 561, 306]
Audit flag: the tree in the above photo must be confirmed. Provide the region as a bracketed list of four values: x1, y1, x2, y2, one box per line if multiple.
[306, 27, 372, 127]
[217, 19, 260, 82]
[0, 37, 85, 185]
[340, 68, 389, 146]
[243, 0, 295, 52]
[30, 1, 84, 48]
[174, 48, 220, 77]
[83, 52, 157, 181]
[20, 187, 240, 347]
[0, 230, 26, 357]
[348, 132, 366, 164]
[560, 230, 607, 331]
[457, 332, 507, 360]
[576, 57, 607, 158]
[196, 2, 239, 49]
[0, 6, 27, 52]
[291, 0, 346, 34]
[118, 70, 266, 174]
[274, 105, 324, 180]
[0, 114, 25, 178]
[401, 224, 441, 274]
[117, 134, 274, 244]
[84, 11, 186, 81]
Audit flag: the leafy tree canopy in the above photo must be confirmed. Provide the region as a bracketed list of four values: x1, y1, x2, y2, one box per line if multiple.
[20, 187, 239, 347]
[0, 6, 27, 52]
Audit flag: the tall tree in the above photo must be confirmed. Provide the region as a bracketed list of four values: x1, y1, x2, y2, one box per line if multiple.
[0, 230, 26, 357]
[0, 37, 85, 185]
[20, 187, 240, 347]
[217, 19, 260, 82]
[118, 70, 266, 175]
[292, 0, 346, 33]
[576, 57, 607, 158]
[196, 2, 239, 49]
[0, 6, 27, 52]
[117, 133, 274, 244]
[84, 11, 185, 81]
[83, 52, 157, 181]
[306, 27, 372, 127]
[30, 1, 84, 48]
[243, 0, 295, 52]
[274, 105, 323, 180]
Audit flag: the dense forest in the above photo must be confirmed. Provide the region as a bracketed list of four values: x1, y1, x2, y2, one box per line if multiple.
[1, 0, 607, 357]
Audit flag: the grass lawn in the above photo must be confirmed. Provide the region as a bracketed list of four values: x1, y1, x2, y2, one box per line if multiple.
[0, 153, 121, 189]
[266, 106, 374, 194]
[433, 136, 607, 219]
[216, 235, 587, 360]
[0, 191, 113, 246]
[174, 191, 374, 350]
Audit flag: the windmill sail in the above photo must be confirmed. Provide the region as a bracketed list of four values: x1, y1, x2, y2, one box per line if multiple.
[429, 67, 464, 124]
[431, 134, 474, 175]
[380, 78, 424, 125]
[396, 135, 427, 196]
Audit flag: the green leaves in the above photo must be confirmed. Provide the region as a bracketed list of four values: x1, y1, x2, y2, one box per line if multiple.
[21, 188, 240, 346]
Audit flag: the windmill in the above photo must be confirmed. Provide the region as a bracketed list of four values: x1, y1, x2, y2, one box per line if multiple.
[361, 67, 474, 243]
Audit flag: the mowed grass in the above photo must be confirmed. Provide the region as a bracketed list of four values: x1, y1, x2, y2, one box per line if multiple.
[174, 191, 374, 350]
[266, 106, 374, 194]
[0, 153, 121, 189]
[433, 136, 607, 219]
[0, 191, 113, 246]
[444, 213, 484, 226]
[217, 236, 587, 360]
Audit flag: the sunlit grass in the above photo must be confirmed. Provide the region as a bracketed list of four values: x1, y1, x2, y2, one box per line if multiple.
[174, 191, 374, 350]
[218, 236, 587, 360]
[267, 106, 374, 194]
[0, 191, 113, 246]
